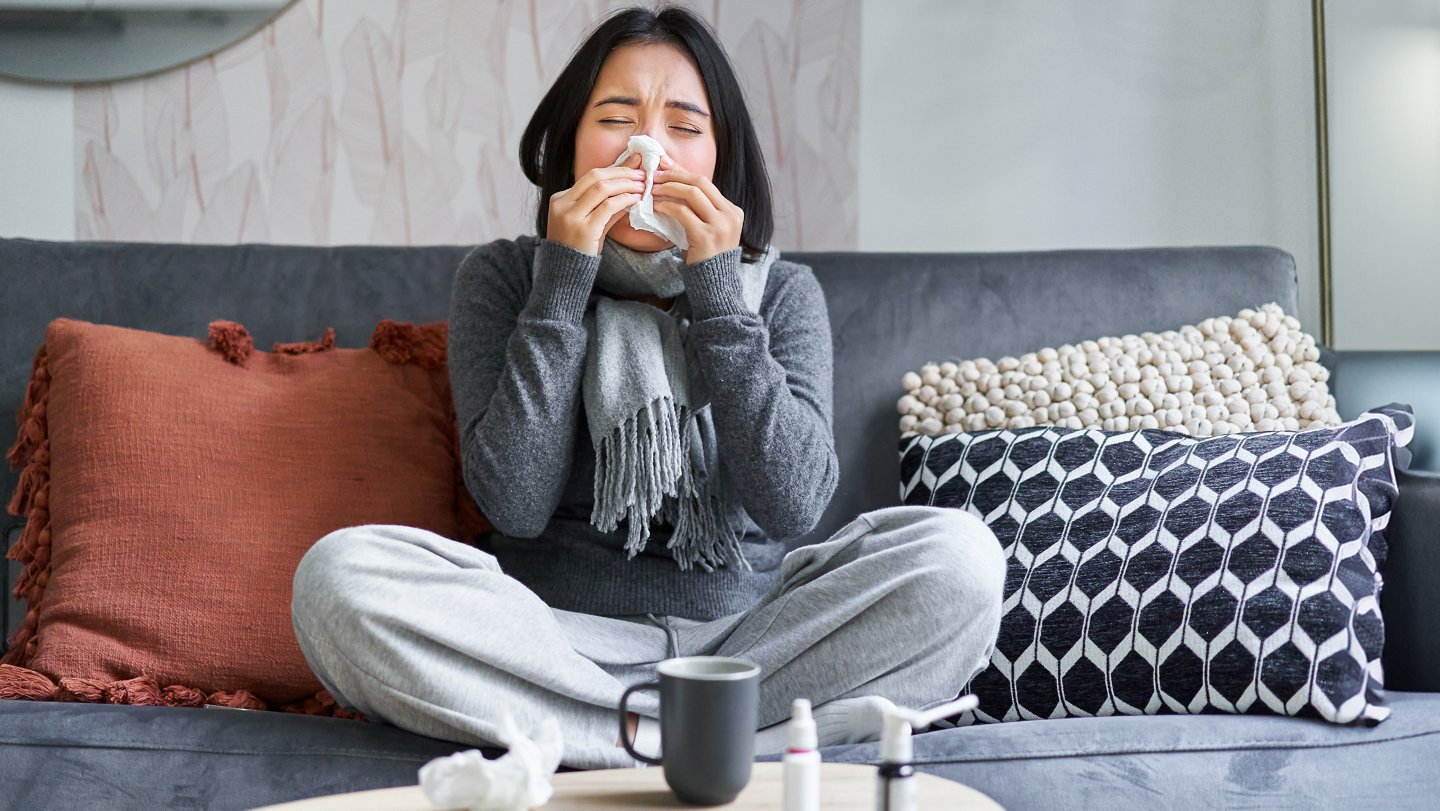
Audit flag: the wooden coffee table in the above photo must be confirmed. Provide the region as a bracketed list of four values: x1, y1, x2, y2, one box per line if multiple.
[250, 762, 1001, 809]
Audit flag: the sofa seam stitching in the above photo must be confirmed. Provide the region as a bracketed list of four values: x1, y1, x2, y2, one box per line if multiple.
[892, 725, 1440, 765]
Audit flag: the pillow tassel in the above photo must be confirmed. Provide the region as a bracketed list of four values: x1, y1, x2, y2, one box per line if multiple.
[0, 662, 364, 718]
[4, 497, 49, 665]
[103, 675, 165, 705]
[3, 344, 53, 667]
[5, 344, 48, 477]
[0, 663, 57, 700]
[370, 319, 448, 370]
[207, 320, 254, 366]
[272, 327, 336, 355]
[8, 456, 46, 519]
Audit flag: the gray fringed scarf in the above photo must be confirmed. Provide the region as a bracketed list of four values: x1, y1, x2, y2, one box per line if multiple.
[582, 237, 776, 571]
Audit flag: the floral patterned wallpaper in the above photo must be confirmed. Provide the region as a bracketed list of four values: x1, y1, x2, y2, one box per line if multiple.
[73, 0, 859, 250]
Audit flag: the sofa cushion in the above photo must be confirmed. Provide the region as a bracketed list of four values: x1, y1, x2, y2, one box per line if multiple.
[2, 318, 485, 710]
[782, 689, 1440, 809]
[900, 405, 1413, 726]
[0, 698, 482, 810]
[6, 692, 1440, 810]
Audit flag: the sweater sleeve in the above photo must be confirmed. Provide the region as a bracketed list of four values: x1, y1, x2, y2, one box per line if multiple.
[448, 238, 599, 538]
[680, 248, 839, 540]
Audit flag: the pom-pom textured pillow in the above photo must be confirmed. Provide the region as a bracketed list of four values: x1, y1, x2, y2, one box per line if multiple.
[898, 304, 1341, 437]
[2, 318, 488, 714]
[899, 405, 1413, 726]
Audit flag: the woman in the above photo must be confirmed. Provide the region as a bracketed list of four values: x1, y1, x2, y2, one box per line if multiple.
[291, 5, 1004, 770]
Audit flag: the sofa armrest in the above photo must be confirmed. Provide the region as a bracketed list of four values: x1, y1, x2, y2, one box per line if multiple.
[1381, 468, 1440, 691]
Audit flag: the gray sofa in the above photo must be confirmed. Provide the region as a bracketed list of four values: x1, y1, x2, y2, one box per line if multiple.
[1, 237, 1437, 810]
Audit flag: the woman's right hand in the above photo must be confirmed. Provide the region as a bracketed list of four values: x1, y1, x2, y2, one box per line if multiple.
[546, 152, 646, 256]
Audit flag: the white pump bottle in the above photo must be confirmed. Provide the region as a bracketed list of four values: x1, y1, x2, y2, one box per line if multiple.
[876, 694, 979, 811]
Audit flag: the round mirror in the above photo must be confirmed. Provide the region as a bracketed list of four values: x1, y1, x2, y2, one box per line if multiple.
[0, 1, 295, 84]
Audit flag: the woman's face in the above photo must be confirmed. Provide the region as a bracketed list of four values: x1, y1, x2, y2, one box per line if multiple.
[573, 42, 717, 252]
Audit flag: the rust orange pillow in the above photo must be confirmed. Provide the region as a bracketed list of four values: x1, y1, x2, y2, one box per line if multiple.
[1, 318, 487, 715]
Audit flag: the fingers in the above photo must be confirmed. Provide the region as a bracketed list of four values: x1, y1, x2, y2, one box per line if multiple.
[545, 156, 650, 253]
[652, 181, 718, 223]
[546, 155, 652, 251]
[575, 189, 641, 231]
[561, 163, 646, 204]
[652, 154, 743, 261]
[595, 191, 642, 229]
[580, 174, 646, 207]
[653, 157, 731, 215]
[654, 197, 704, 230]
[559, 178, 644, 228]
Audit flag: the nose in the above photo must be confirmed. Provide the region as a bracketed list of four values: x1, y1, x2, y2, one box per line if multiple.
[637, 122, 672, 151]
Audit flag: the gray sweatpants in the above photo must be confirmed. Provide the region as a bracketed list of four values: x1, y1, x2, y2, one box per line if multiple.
[290, 505, 1004, 770]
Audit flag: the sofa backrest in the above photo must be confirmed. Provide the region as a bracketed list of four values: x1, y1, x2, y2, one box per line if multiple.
[0, 238, 1299, 646]
[805, 245, 1298, 541]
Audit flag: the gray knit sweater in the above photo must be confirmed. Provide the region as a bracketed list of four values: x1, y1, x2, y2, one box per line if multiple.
[448, 235, 838, 620]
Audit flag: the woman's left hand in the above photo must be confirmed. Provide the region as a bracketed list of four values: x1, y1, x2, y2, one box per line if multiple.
[652, 155, 744, 265]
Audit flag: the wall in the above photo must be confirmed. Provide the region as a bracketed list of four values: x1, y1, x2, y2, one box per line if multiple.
[1327, 0, 1440, 351]
[1, 0, 1327, 337]
[63, 0, 859, 249]
[0, 80, 73, 240]
[860, 0, 1319, 334]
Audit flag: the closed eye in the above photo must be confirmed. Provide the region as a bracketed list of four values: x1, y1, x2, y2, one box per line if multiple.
[600, 119, 702, 135]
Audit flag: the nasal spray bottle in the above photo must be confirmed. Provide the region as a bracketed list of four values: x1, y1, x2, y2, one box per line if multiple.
[783, 698, 820, 811]
[876, 694, 979, 811]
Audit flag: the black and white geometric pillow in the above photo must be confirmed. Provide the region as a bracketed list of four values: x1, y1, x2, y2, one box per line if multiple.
[900, 404, 1413, 726]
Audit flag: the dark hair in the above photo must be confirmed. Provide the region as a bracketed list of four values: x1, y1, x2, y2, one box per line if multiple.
[518, 5, 773, 262]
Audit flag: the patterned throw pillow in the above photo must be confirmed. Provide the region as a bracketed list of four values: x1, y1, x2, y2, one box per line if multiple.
[900, 405, 1413, 726]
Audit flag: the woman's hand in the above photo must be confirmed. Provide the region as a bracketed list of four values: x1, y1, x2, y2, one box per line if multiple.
[546, 153, 646, 256]
[652, 156, 744, 265]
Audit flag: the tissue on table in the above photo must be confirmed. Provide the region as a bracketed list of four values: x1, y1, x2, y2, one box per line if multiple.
[609, 134, 689, 250]
[418, 712, 564, 811]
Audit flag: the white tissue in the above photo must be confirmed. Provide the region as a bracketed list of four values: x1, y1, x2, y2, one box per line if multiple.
[418, 712, 565, 811]
[609, 134, 689, 250]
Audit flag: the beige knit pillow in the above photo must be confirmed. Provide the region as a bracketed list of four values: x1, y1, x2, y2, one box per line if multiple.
[899, 304, 1341, 437]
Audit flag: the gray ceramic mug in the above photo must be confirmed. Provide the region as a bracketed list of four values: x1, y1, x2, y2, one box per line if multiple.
[619, 656, 761, 806]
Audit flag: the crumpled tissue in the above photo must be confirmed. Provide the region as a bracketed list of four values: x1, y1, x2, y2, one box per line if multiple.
[418, 712, 565, 811]
[610, 134, 689, 250]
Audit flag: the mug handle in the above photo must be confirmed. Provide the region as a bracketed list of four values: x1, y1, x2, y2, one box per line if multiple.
[619, 681, 663, 766]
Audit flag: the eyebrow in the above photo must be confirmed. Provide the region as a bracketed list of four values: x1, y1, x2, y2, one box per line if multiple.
[592, 95, 710, 118]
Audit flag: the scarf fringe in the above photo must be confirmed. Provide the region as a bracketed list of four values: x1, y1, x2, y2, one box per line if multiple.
[591, 396, 748, 571]
[661, 489, 750, 573]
